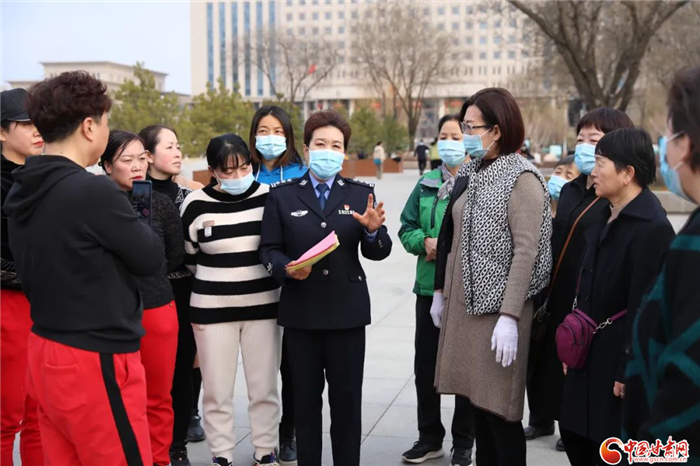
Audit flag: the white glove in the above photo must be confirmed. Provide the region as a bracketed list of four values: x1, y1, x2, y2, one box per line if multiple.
[491, 314, 518, 367]
[430, 292, 444, 328]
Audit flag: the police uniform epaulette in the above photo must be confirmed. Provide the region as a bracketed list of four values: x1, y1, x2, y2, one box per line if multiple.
[270, 178, 301, 189]
[345, 178, 375, 189]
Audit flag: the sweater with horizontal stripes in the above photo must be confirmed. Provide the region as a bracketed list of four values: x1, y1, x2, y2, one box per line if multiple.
[180, 182, 280, 324]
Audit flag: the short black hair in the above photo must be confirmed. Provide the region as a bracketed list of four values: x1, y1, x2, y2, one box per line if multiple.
[26, 71, 112, 143]
[595, 128, 656, 187]
[668, 66, 700, 171]
[460, 88, 525, 155]
[99, 130, 144, 171]
[304, 110, 352, 150]
[139, 125, 178, 154]
[555, 155, 576, 168]
[438, 114, 461, 133]
[249, 106, 302, 168]
[206, 133, 252, 171]
[576, 107, 634, 136]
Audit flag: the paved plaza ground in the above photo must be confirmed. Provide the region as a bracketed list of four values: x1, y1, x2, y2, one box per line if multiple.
[15, 169, 690, 465]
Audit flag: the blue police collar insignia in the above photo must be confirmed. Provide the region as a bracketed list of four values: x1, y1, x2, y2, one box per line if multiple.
[291, 210, 308, 218]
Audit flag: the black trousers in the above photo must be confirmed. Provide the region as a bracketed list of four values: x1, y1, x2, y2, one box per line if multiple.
[285, 327, 365, 466]
[527, 411, 555, 430]
[560, 429, 610, 466]
[418, 159, 427, 175]
[430, 160, 443, 170]
[473, 407, 526, 466]
[170, 276, 198, 445]
[414, 295, 475, 449]
[279, 333, 295, 440]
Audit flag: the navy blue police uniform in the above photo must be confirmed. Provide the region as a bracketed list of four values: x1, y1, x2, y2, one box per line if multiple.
[260, 171, 392, 466]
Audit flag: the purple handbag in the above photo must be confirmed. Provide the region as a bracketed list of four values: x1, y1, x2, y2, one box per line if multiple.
[555, 273, 627, 369]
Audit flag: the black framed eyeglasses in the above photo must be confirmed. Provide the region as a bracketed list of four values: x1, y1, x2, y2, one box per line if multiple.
[460, 122, 493, 134]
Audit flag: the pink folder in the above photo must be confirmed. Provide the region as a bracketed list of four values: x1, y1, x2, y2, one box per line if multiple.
[287, 231, 340, 271]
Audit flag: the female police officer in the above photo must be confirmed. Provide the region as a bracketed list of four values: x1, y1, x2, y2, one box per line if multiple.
[260, 110, 392, 466]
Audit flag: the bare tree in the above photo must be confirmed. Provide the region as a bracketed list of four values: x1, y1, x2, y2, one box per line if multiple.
[353, 2, 449, 149]
[246, 30, 340, 105]
[508, 0, 689, 111]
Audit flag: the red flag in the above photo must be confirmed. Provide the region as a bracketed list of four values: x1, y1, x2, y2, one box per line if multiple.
[308, 64, 317, 74]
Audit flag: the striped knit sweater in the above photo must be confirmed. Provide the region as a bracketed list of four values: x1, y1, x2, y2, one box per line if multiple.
[180, 182, 280, 324]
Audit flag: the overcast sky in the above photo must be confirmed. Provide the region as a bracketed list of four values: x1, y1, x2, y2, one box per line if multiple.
[2, 0, 191, 93]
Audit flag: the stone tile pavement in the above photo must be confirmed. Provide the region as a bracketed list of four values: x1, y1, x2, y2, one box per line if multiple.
[15, 169, 689, 466]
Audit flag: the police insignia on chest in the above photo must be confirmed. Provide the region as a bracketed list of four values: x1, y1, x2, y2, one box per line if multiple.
[338, 204, 355, 215]
[291, 210, 308, 218]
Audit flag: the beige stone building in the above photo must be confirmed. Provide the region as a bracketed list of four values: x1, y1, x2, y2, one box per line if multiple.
[190, 0, 546, 136]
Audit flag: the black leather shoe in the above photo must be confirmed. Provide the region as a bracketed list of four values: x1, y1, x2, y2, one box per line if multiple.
[187, 412, 205, 442]
[279, 437, 297, 465]
[169, 442, 192, 466]
[402, 441, 444, 464]
[450, 447, 472, 466]
[524, 425, 555, 440]
[556, 437, 566, 451]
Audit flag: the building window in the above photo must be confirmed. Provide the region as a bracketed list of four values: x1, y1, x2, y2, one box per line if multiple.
[338, 41, 345, 49]
[451, 52, 459, 61]
[287, 27, 293, 35]
[352, 11, 358, 18]
[313, 27, 319, 35]
[269, 1, 275, 90]
[480, 52, 487, 60]
[313, 0, 318, 4]
[437, 7, 445, 15]
[423, 7, 430, 15]
[287, 0, 292, 5]
[479, 21, 487, 30]
[312, 12, 318, 20]
[494, 36, 501, 45]
[466, 5, 474, 14]
[244, 1, 251, 96]
[522, 50, 529, 58]
[338, 11, 344, 19]
[219, 3, 226, 86]
[257, 1, 264, 95]
[466, 37, 473, 45]
[325, 26, 332, 34]
[480, 36, 487, 45]
[494, 20, 501, 28]
[494, 51, 501, 59]
[478, 4, 486, 13]
[438, 23, 445, 30]
[452, 6, 459, 14]
[300, 12, 306, 20]
[325, 12, 331, 19]
[300, 0, 305, 4]
[466, 21, 473, 30]
[287, 13, 292, 21]
[508, 51, 516, 59]
[466, 52, 473, 60]
[206, 2, 213, 87]
[339, 26, 345, 34]
[508, 34, 515, 43]
[452, 22, 459, 31]
[299, 26, 305, 35]
[452, 38, 459, 46]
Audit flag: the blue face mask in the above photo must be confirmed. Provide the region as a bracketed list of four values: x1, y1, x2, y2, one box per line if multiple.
[660, 133, 693, 203]
[437, 139, 467, 168]
[309, 149, 345, 180]
[547, 175, 568, 201]
[216, 172, 255, 196]
[256, 135, 287, 160]
[574, 143, 596, 175]
[463, 127, 494, 159]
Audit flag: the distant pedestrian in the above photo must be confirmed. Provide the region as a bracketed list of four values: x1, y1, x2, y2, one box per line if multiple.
[415, 138, 430, 175]
[373, 141, 386, 179]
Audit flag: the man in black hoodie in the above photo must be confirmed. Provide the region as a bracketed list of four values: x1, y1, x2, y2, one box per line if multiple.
[3, 71, 164, 465]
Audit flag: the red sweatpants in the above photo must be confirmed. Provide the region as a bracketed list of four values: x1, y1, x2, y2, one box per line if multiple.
[26, 333, 152, 466]
[141, 301, 178, 466]
[1, 289, 43, 465]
